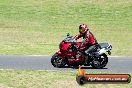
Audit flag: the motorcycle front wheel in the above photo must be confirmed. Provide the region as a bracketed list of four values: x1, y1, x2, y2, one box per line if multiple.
[51, 54, 67, 68]
[91, 53, 108, 69]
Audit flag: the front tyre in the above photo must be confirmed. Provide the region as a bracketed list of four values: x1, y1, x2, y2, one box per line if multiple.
[91, 53, 108, 69]
[51, 54, 67, 68]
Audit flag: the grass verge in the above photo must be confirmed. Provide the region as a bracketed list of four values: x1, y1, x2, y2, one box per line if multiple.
[0, 70, 131, 88]
[0, 0, 132, 55]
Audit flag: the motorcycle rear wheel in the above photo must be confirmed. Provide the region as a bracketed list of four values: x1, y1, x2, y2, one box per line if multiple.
[91, 53, 108, 69]
[51, 54, 67, 68]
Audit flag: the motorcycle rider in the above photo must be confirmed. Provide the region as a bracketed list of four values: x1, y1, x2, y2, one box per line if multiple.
[74, 24, 100, 57]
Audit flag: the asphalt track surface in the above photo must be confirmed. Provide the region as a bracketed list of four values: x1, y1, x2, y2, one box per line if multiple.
[0, 56, 132, 73]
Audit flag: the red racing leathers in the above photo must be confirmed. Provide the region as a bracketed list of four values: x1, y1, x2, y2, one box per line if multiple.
[74, 30, 98, 51]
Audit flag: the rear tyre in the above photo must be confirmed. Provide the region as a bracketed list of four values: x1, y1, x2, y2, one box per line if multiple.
[51, 54, 67, 68]
[91, 53, 108, 69]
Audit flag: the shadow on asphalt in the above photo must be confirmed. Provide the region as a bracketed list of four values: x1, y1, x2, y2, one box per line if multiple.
[61, 66, 108, 69]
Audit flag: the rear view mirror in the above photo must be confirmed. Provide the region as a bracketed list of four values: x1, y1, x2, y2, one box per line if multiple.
[67, 33, 70, 37]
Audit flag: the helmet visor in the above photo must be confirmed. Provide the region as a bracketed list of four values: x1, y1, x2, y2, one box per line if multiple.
[79, 28, 85, 33]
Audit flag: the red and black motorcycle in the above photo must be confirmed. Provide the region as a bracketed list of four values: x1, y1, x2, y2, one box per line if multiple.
[51, 33, 112, 69]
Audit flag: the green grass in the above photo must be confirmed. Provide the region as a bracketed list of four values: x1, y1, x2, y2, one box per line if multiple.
[0, 0, 132, 55]
[0, 70, 131, 88]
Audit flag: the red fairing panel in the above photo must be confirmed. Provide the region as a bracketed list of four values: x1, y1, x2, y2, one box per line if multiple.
[61, 43, 70, 51]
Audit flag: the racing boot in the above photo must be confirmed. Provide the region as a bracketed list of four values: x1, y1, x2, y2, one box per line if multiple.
[83, 52, 90, 66]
